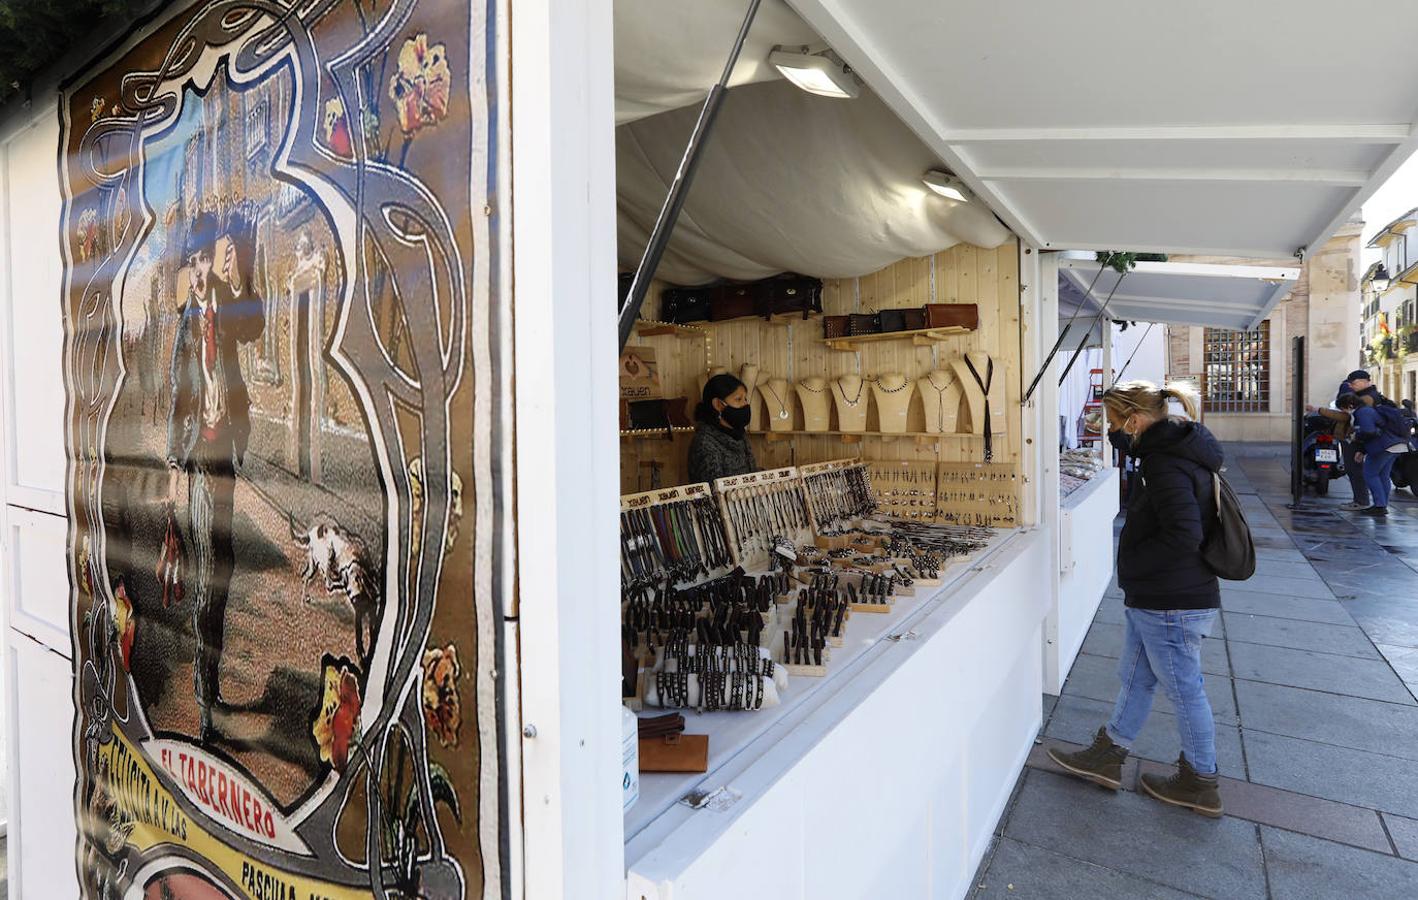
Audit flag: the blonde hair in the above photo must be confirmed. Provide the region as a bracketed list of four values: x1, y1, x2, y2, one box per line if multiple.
[1101, 379, 1200, 425]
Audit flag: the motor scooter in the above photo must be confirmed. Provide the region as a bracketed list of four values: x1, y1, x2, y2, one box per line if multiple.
[1386, 412, 1418, 499]
[1300, 413, 1345, 496]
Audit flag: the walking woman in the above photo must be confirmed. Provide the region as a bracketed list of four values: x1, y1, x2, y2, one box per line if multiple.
[1047, 380, 1225, 817]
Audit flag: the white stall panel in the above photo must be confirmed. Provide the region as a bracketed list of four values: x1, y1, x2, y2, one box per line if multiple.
[6, 505, 71, 654]
[1, 110, 67, 513]
[7, 632, 78, 899]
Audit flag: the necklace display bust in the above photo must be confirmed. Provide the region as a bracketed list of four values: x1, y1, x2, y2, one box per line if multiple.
[795, 377, 832, 432]
[948, 352, 1005, 435]
[761, 377, 795, 432]
[917, 369, 962, 434]
[870, 373, 914, 434]
[740, 364, 763, 431]
[833, 374, 869, 433]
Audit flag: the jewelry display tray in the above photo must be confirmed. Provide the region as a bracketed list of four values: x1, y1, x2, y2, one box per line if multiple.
[623, 524, 1018, 844]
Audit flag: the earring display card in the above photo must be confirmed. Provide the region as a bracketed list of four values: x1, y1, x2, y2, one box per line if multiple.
[866, 461, 939, 521]
[934, 463, 1020, 527]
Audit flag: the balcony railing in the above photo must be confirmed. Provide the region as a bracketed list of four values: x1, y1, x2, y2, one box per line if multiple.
[1406, 331, 1418, 355]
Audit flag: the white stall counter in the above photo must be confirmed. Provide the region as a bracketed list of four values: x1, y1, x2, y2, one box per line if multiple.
[1046, 467, 1120, 694]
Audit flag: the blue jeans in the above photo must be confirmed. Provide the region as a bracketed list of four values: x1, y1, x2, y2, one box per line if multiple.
[1363, 448, 1400, 509]
[1106, 608, 1219, 775]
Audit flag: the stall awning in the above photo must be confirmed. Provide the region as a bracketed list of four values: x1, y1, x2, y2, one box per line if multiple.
[1060, 259, 1298, 331]
[788, 0, 1418, 260]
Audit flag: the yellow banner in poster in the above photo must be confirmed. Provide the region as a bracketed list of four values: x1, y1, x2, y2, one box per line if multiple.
[97, 726, 373, 900]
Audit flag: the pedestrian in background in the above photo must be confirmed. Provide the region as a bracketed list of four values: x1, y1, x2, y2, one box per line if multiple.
[1337, 392, 1411, 517]
[1047, 380, 1225, 818]
[1335, 370, 1393, 511]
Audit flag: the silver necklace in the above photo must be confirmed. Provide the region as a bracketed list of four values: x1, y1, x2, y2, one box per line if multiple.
[761, 382, 791, 419]
[873, 375, 911, 393]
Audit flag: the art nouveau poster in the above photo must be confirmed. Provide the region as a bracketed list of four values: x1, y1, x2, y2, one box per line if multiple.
[60, 0, 505, 896]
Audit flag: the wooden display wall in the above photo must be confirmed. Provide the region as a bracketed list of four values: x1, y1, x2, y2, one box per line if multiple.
[621, 241, 1023, 509]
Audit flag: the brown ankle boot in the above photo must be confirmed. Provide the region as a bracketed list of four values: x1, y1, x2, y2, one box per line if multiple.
[1047, 727, 1129, 790]
[1140, 754, 1223, 818]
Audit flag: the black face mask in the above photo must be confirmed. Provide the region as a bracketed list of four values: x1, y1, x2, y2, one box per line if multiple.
[720, 404, 751, 431]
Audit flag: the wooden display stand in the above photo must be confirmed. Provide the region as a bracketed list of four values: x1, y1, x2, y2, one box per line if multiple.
[712, 466, 814, 570]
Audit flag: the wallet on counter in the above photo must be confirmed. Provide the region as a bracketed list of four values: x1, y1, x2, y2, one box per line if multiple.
[638, 733, 709, 773]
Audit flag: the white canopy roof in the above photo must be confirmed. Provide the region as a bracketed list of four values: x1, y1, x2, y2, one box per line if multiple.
[788, 0, 1418, 260]
[1060, 259, 1298, 331]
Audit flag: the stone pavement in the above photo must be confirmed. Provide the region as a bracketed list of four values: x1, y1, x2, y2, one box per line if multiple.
[972, 443, 1418, 899]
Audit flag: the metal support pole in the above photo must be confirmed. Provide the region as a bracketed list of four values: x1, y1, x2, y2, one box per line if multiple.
[1023, 261, 1107, 405]
[618, 0, 764, 351]
[1291, 335, 1306, 507]
[1055, 272, 1129, 391]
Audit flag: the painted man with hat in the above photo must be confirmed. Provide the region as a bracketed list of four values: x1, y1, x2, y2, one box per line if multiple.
[165, 206, 264, 743]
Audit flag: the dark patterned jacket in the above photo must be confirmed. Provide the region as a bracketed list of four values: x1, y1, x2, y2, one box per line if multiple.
[166, 278, 265, 468]
[688, 421, 756, 485]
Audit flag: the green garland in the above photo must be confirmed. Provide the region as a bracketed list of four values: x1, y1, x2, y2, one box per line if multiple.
[1095, 250, 1170, 273]
[0, 0, 144, 103]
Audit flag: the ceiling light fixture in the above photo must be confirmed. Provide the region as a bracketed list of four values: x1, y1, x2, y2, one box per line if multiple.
[769, 46, 860, 99]
[923, 170, 970, 203]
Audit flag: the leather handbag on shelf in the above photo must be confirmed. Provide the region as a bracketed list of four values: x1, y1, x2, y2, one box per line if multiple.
[754, 275, 824, 319]
[665, 397, 691, 428]
[879, 308, 909, 333]
[848, 312, 882, 336]
[638, 733, 709, 773]
[823, 315, 851, 339]
[660, 287, 714, 324]
[626, 398, 673, 436]
[902, 307, 928, 331]
[925, 302, 979, 331]
[709, 284, 758, 321]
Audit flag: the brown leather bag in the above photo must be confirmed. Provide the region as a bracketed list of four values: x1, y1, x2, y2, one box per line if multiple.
[710, 285, 757, 321]
[925, 303, 979, 331]
[848, 313, 881, 336]
[902, 307, 928, 331]
[823, 315, 850, 339]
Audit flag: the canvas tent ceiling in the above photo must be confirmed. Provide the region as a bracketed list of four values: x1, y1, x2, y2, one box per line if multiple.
[613, 0, 1010, 284]
[1059, 259, 1298, 332]
[786, 0, 1418, 261]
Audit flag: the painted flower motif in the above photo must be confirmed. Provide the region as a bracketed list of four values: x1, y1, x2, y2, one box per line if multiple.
[78, 534, 93, 596]
[388, 33, 451, 136]
[421, 643, 462, 748]
[76, 208, 100, 262]
[323, 97, 352, 157]
[313, 658, 362, 773]
[409, 458, 465, 555]
[90, 97, 104, 123]
[112, 580, 134, 671]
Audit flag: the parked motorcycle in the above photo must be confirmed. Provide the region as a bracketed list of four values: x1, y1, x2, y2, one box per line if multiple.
[1301, 413, 1345, 496]
[1386, 411, 1418, 499]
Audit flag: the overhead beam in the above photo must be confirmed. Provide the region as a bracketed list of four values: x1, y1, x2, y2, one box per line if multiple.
[978, 167, 1370, 187]
[942, 124, 1412, 144]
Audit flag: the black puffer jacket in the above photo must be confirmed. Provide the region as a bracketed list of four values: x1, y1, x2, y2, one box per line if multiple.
[1117, 418, 1223, 610]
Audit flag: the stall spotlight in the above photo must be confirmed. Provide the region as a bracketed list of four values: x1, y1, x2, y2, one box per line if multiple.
[923, 170, 970, 203]
[769, 47, 860, 99]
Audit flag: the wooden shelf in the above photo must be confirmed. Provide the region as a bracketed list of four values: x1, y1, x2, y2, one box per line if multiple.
[635, 320, 707, 339]
[620, 426, 696, 440]
[749, 429, 987, 445]
[823, 325, 971, 352]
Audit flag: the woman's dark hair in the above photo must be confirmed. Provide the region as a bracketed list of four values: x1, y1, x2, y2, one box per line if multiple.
[1336, 392, 1360, 410]
[696, 373, 747, 423]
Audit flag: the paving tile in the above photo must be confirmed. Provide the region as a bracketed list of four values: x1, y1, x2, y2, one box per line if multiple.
[972, 837, 1204, 899]
[1254, 547, 1307, 563]
[1045, 694, 1246, 779]
[1042, 692, 1059, 722]
[1252, 557, 1319, 579]
[1261, 826, 1418, 900]
[1219, 590, 1353, 625]
[1003, 770, 1268, 900]
[1234, 680, 1418, 762]
[1228, 641, 1417, 705]
[1221, 573, 1335, 599]
[1222, 613, 1379, 659]
[1376, 644, 1418, 686]
[1343, 599, 1418, 648]
[1244, 730, 1418, 819]
[1080, 622, 1230, 676]
[1383, 813, 1418, 861]
[1061, 652, 1238, 724]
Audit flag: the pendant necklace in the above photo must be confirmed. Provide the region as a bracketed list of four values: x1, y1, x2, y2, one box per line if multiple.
[836, 376, 866, 406]
[762, 382, 791, 419]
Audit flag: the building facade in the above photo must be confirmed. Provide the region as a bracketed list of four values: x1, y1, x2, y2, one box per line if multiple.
[1164, 219, 1363, 440]
[1361, 208, 1418, 403]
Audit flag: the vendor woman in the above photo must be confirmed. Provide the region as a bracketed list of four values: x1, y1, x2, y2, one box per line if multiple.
[688, 373, 757, 484]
